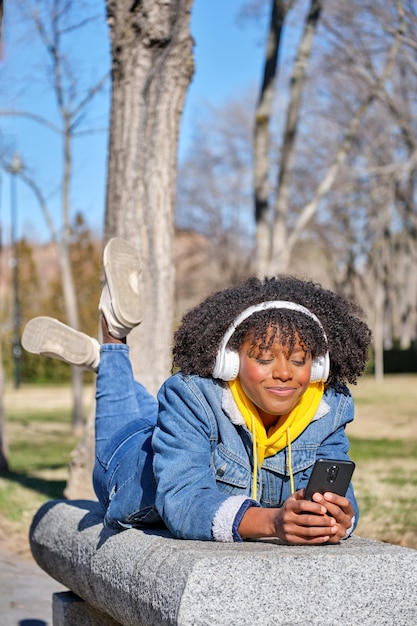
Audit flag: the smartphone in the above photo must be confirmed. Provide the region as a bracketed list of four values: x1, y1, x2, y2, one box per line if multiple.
[304, 459, 355, 501]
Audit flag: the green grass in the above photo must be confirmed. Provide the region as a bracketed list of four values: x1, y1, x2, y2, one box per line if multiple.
[0, 385, 82, 548]
[382, 467, 417, 487]
[5, 406, 77, 473]
[7, 408, 73, 423]
[1, 378, 417, 552]
[9, 438, 75, 473]
[349, 437, 417, 461]
[0, 414, 76, 522]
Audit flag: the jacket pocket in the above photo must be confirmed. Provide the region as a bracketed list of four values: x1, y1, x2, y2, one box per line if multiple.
[210, 443, 251, 492]
[263, 444, 319, 476]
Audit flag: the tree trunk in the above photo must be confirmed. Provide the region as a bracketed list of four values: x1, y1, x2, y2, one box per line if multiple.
[56, 237, 84, 432]
[254, 0, 286, 278]
[105, 0, 194, 395]
[0, 344, 8, 473]
[65, 0, 194, 499]
[373, 255, 385, 383]
[64, 395, 96, 500]
[270, 0, 322, 275]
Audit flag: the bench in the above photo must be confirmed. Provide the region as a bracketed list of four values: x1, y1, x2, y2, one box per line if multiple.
[29, 499, 417, 625]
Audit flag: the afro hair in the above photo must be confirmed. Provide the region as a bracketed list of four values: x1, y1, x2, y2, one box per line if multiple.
[173, 276, 372, 390]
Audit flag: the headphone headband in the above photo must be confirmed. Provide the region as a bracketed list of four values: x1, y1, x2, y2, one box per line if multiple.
[212, 300, 330, 381]
[218, 300, 327, 353]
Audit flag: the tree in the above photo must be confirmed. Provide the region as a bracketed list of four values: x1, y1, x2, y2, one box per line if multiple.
[313, 0, 412, 379]
[0, 0, 109, 430]
[178, 0, 415, 381]
[0, 1, 3, 56]
[251, 0, 404, 278]
[104, 0, 194, 395]
[65, 0, 194, 498]
[0, 342, 7, 472]
[254, 0, 315, 277]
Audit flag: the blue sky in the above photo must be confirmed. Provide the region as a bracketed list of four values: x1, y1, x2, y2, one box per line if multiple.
[180, 1, 266, 153]
[0, 0, 268, 244]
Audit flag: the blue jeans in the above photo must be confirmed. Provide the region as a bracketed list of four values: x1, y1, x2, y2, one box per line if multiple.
[92, 344, 162, 529]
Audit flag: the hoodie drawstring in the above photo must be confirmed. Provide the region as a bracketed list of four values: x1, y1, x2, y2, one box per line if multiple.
[287, 426, 295, 495]
[251, 419, 295, 501]
[251, 412, 258, 500]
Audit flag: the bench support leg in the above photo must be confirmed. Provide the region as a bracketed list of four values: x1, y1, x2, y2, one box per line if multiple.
[53, 591, 123, 626]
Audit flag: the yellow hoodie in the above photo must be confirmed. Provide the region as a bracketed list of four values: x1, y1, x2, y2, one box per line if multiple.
[228, 378, 324, 499]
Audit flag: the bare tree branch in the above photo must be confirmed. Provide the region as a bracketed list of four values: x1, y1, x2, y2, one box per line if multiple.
[15, 169, 59, 241]
[254, 0, 288, 275]
[286, 0, 405, 253]
[0, 110, 61, 133]
[71, 73, 109, 129]
[270, 0, 323, 272]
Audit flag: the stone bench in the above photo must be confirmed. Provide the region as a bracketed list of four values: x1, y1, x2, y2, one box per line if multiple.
[29, 499, 417, 626]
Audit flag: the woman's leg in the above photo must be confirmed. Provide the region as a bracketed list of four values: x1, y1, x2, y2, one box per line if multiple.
[93, 343, 162, 529]
[22, 239, 160, 528]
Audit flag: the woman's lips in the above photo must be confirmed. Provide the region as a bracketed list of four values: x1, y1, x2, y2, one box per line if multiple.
[265, 386, 296, 396]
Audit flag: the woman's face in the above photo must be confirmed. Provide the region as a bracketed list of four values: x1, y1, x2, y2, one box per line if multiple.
[238, 327, 312, 425]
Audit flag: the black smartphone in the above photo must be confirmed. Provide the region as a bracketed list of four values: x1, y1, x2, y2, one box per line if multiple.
[304, 459, 355, 501]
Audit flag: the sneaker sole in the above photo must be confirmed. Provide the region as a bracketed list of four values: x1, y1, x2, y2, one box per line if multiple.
[103, 238, 143, 327]
[22, 317, 99, 369]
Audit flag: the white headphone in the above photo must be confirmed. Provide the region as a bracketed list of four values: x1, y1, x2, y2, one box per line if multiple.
[212, 300, 330, 382]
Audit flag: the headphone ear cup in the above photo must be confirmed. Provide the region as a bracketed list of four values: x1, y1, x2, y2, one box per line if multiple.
[212, 348, 240, 381]
[310, 353, 330, 383]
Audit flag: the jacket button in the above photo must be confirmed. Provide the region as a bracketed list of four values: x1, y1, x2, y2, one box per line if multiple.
[217, 468, 225, 477]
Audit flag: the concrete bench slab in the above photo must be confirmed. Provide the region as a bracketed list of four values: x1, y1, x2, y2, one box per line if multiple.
[30, 499, 417, 626]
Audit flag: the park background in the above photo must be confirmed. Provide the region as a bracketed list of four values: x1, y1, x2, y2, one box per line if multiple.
[0, 0, 416, 582]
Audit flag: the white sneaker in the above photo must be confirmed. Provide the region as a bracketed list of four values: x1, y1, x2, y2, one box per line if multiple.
[98, 238, 143, 339]
[21, 317, 100, 372]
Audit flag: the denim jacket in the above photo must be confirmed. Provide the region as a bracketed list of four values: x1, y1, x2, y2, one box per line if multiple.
[152, 372, 358, 542]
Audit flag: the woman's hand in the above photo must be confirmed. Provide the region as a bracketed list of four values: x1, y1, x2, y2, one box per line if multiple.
[238, 489, 349, 544]
[309, 491, 356, 542]
[238, 489, 355, 544]
[272, 489, 339, 544]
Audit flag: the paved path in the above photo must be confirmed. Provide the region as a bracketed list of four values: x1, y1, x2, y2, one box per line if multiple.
[0, 549, 66, 626]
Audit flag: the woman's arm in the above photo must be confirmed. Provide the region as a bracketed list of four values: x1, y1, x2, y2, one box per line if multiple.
[153, 375, 250, 541]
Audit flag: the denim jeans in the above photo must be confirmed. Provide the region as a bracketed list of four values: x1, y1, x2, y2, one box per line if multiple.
[92, 344, 162, 529]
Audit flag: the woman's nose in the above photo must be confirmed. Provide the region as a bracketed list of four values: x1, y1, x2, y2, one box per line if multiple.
[271, 356, 292, 380]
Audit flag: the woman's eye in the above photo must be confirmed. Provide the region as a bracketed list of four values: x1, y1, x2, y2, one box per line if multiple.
[255, 356, 273, 365]
[291, 359, 306, 366]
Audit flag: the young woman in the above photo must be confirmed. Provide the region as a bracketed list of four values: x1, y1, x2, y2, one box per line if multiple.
[22, 238, 371, 544]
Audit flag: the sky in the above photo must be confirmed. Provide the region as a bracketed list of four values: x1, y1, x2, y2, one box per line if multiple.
[0, 0, 268, 245]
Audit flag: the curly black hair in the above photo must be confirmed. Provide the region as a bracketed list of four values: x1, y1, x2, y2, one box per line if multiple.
[172, 276, 372, 390]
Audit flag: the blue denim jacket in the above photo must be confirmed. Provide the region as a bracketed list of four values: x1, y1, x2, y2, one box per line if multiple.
[153, 372, 358, 541]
